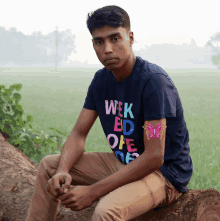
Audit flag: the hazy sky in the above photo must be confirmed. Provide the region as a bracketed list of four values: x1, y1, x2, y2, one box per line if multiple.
[1, 0, 219, 65]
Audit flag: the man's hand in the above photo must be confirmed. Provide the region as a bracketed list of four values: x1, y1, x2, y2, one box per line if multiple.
[58, 185, 96, 211]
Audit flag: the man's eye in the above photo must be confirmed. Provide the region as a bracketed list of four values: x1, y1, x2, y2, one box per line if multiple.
[95, 40, 102, 45]
[113, 37, 119, 42]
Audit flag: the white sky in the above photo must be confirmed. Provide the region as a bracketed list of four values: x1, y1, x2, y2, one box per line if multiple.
[1, 0, 219, 65]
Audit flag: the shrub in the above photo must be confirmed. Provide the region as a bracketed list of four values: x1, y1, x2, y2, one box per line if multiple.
[0, 83, 68, 165]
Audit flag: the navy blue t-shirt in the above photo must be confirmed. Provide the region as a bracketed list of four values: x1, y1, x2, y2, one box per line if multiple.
[83, 56, 193, 193]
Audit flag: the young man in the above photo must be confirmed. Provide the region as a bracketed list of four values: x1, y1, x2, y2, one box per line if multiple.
[26, 5, 193, 221]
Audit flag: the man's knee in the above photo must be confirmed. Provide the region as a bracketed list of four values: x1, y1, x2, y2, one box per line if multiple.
[92, 202, 122, 220]
[41, 154, 54, 163]
[40, 154, 60, 168]
[39, 154, 60, 177]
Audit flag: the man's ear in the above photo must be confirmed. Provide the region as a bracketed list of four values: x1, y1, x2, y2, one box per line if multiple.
[129, 31, 134, 46]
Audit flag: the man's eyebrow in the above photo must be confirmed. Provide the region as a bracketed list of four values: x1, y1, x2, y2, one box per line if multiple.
[93, 32, 121, 41]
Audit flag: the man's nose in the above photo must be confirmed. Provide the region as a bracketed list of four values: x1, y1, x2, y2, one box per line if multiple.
[104, 42, 113, 53]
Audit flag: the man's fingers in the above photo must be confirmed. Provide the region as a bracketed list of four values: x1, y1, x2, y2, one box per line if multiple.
[55, 186, 64, 196]
[47, 183, 60, 198]
[61, 184, 69, 193]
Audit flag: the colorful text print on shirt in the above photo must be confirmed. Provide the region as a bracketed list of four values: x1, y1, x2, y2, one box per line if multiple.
[105, 100, 134, 119]
[142, 122, 167, 140]
[105, 100, 139, 164]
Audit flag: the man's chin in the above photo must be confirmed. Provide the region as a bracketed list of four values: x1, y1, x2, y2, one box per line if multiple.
[104, 64, 120, 71]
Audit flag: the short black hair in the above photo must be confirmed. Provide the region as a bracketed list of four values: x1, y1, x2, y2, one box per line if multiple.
[86, 5, 130, 35]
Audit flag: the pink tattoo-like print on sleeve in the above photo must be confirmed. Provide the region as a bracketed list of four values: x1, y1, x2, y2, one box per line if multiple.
[142, 122, 167, 140]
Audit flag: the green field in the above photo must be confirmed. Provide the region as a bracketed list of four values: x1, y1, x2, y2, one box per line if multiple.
[0, 67, 220, 192]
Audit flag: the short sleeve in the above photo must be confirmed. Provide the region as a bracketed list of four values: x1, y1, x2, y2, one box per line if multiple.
[143, 73, 176, 121]
[83, 74, 97, 111]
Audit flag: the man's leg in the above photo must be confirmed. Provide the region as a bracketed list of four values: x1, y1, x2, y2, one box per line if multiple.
[91, 170, 183, 221]
[25, 151, 125, 221]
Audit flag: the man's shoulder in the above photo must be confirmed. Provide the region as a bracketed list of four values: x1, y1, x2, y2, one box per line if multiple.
[136, 56, 166, 76]
[137, 56, 166, 74]
[136, 56, 165, 82]
[141, 59, 175, 86]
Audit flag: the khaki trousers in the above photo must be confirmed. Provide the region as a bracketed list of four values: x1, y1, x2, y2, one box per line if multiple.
[26, 152, 183, 221]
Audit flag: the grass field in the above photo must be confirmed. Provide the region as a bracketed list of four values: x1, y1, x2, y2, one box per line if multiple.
[0, 67, 220, 193]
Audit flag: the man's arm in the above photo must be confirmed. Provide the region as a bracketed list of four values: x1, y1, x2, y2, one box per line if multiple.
[55, 108, 98, 174]
[89, 118, 166, 200]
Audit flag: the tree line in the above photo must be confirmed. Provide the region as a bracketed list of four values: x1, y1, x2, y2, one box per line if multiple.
[0, 26, 76, 66]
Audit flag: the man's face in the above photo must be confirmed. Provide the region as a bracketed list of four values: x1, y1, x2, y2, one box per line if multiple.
[91, 26, 133, 70]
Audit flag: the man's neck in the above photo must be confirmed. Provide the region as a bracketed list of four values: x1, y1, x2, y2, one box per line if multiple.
[112, 53, 136, 82]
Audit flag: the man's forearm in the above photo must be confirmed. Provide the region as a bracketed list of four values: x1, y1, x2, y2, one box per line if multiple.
[55, 131, 85, 174]
[89, 152, 163, 200]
